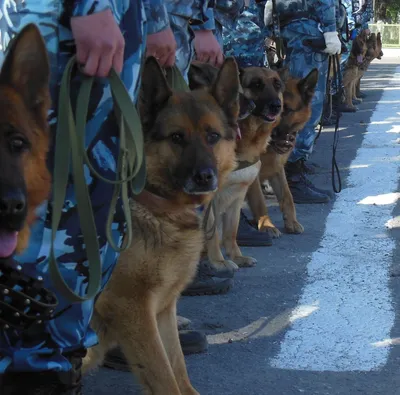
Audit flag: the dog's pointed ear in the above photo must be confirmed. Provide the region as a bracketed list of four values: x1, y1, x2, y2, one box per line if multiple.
[211, 57, 240, 125]
[0, 24, 50, 114]
[298, 69, 318, 105]
[277, 66, 290, 82]
[139, 57, 173, 131]
[188, 62, 219, 90]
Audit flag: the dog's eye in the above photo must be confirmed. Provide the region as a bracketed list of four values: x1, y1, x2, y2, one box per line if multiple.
[283, 105, 293, 114]
[207, 132, 221, 145]
[170, 132, 185, 145]
[249, 79, 263, 90]
[274, 79, 282, 90]
[9, 136, 29, 153]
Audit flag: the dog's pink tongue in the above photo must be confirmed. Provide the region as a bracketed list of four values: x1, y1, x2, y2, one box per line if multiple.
[0, 231, 18, 258]
[236, 126, 242, 141]
[357, 55, 363, 63]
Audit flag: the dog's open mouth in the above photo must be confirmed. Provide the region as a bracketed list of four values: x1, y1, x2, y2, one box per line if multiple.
[262, 114, 277, 123]
[0, 230, 18, 258]
[270, 132, 297, 154]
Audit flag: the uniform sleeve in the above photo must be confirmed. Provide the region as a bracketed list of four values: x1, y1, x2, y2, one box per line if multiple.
[72, 0, 112, 16]
[191, 0, 216, 31]
[314, 0, 337, 33]
[144, 0, 171, 34]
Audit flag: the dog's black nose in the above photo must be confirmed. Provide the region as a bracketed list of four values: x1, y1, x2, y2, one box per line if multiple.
[0, 190, 26, 216]
[184, 168, 218, 194]
[269, 99, 282, 115]
[193, 168, 215, 187]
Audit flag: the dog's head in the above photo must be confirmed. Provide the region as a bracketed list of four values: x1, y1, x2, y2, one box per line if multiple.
[365, 32, 378, 59]
[189, 61, 255, 120]
[140, 57, 239, 206]
[0, 24, 51, 257]
[270, 68, 318, 154]
[376, 32, 383, 59]
[239, 66, 284, 124]
[352, 31, 368, 63]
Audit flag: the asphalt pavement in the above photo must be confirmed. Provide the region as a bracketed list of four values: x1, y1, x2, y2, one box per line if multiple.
[84, 53, 400, 395]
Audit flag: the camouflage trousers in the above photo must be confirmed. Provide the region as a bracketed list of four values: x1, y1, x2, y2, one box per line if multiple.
[281, 21, 329, 163]
[222, 1, 267, 68]
[0, 1, 147, 373]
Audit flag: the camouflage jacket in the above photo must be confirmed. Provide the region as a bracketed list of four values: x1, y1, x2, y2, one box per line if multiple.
[165, 0, 216, 30]
[73, 0, 170, 34]
[264, 0, 338, 33]
[214, 0, 245, 29]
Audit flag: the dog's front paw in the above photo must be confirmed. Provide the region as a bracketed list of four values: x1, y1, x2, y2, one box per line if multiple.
[232, 256, 257, 268]
[208, 259, 239, 277]
[258, 216, 282, 238]
[285, 220, 304, 234]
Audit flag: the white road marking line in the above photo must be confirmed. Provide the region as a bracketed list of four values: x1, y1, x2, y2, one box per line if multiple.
[270, 66, 400, 372]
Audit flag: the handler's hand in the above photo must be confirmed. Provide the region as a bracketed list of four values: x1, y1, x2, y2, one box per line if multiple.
[71, 9, 125, 77]
[194, 30, 224, 67]
[146, 28, 177, 67]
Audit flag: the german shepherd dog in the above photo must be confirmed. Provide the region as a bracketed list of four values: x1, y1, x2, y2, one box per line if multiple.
[0, 24, 51, 259]
[342, 30, 368, 111]
[247, 68, 318, 237]
[189, 63, 284, 273]
[83, 57, 240, 395]
[355, 32, 383, 98]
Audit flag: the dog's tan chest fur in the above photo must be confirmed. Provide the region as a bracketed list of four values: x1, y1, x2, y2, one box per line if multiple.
[104, 202, 203, 309]
[259, 148, 290, 180]
[236, 117, 275, 163]
[216, 161, 261, 213]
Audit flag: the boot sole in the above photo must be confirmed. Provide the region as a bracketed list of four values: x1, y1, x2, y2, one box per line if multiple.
[293, 197, 330, 204]
[237, 240, 273, 247]
[182, 279, 233, 296]
[104, 342, 208, 372]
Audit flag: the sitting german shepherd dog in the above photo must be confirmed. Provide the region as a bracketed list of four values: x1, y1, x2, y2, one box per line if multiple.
[355, 32, 383, 99]
[83, 57, 240, 395]
[189, 63, 284, 273]
[247, 68, 318, 237]
[342, 30, 368, 111]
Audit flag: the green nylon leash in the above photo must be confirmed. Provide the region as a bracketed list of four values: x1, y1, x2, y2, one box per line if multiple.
[49, 56, 146, 303]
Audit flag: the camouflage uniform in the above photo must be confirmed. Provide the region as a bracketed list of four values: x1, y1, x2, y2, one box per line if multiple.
[265, 0, 339, 162]
[223, 0, 268, 68]
[0, 0, 169, 373]
[166, 0, 216, 81]
[213, 0, 245, 48]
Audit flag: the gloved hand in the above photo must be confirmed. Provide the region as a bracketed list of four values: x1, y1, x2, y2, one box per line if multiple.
[264, 0, 273, 26]
[323, 32, 342, 55]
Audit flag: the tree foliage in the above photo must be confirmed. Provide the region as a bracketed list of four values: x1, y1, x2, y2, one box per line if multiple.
[375, 0, 400, 22]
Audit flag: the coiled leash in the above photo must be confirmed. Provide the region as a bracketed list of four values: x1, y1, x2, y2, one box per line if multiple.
[314, 53, 343, 194]
[303, 38, 343, 194]
[50, 56, 146, 303]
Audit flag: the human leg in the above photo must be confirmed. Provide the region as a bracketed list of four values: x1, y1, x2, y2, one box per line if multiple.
[0, 0, 147, 389]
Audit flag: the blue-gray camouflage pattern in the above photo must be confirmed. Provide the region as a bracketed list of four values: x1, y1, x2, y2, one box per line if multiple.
[264, 0, 337, 33]
[222, 0, 268, 68]
[352, 0, 372, 29]
[0, 0, 168, 374]
[213, 0, 245, 46]
[166, 0, 215, 81]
